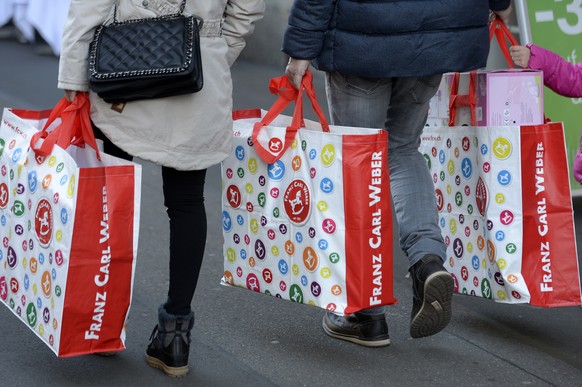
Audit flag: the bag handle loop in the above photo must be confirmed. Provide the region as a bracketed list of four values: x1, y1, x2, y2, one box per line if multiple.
[490, 17, 519, 68]
[30, 92, 101, 160]
[448, 70, 477, 126]
[252, 70, 330, 164]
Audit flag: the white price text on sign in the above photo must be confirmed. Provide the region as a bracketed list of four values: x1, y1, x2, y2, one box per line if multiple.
[535, 0, 582, 35]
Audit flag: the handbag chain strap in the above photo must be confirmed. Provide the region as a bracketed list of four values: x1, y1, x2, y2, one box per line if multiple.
[90, 0, 199, 80]
[112, 0, 187, 23]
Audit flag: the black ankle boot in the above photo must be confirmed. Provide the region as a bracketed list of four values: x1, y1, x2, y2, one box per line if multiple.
[145, 305, 194, 377]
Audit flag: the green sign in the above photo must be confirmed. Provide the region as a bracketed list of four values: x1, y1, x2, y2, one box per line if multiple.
[526, 0, 582, 190]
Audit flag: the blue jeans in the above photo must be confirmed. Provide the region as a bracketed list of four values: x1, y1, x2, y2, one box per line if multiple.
[325, 72, 446, 271]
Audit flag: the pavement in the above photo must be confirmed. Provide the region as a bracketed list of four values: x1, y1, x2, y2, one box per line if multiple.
[1, 38, 582, 387]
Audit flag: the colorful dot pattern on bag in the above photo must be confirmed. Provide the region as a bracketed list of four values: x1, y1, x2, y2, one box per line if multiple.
[222, 123, 350, 314]
[0, 119, 78, 353]
[421, 127, 531, 304]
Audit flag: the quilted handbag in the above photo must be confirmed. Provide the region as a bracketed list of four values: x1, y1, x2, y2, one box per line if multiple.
[88, 0, 203, 103]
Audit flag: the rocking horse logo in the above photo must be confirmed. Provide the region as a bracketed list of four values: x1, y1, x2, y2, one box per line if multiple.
[226, 184, 242, 209]
[0, 277, 7, 301]
[0, 182, 9, 208]
[246, 273, 261, 293]
[268, 137, 284, 154]
[435, 188, 444, 212]
[34, 198, 53, 247]
[283, 179, 311, 225]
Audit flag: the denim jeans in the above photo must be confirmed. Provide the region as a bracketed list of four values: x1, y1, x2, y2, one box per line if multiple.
[325, 72, 446, 270]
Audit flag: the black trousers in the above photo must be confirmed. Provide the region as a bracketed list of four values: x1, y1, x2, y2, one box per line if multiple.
[93, 125, 207, 316]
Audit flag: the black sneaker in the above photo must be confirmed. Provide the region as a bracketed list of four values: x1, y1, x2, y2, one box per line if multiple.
[409, 254, 454, 338]
[322, 311, 390, 347]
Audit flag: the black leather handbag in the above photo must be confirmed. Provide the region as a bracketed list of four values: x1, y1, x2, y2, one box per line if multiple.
[88, 0, 203, 103]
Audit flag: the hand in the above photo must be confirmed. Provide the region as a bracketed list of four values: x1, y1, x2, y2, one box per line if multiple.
[491, 3, 513, 25]
[509, 45, 531, 68]
[64, 89, 77, 102]
[285, 58, 311, 90]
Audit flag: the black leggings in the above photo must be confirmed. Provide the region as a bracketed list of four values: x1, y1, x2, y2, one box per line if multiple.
[93, 125, 207, 316]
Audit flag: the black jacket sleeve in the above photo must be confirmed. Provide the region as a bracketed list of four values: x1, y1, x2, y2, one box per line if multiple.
[282, 0, 337, 59]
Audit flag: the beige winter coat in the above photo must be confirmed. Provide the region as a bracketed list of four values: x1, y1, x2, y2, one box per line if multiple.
[58, 0, 265, 170]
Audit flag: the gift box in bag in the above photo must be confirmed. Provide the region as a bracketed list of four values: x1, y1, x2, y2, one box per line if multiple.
[435, 70, 544, 127]
[419, 122, 581, 307]
[0, 94, 141, 356]
[221, 72, 396, 315]
[428, 19, 544, 128]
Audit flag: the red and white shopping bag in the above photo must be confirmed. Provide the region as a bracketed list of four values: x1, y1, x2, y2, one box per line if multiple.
[0, 93, 141, 356]
[221, 72, 396, 315]
[419, 122, 581, 307]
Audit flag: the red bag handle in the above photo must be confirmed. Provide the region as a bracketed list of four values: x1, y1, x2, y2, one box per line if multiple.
[30, 92, 101, 160]
[448, 70, 477, 126]
[490, 17, 519, 68]
[252, 70, 330, 164]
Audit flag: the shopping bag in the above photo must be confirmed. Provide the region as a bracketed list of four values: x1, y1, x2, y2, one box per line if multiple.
[221, 71, 396, 315]
[0, 93, 141, 357]
[419, 122, 581, 307]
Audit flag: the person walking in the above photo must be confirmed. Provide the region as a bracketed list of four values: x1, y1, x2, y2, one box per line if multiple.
[58, 0, 265, 377]
[283, 0, 512, 347]
[510, 43, 582, 183]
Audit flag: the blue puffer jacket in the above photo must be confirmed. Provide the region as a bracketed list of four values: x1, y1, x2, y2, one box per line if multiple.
[282, 0, 511, 77]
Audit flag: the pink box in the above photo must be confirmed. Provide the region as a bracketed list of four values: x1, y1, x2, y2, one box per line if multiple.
[475, 69, 544, 126]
